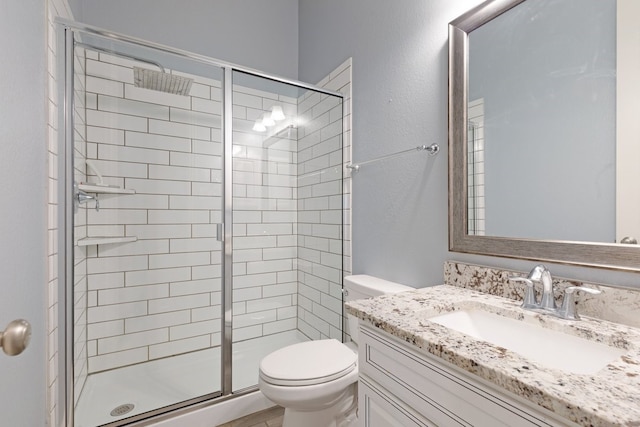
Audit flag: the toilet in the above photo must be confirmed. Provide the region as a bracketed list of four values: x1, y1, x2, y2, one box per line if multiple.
[258, 275, 412, 427]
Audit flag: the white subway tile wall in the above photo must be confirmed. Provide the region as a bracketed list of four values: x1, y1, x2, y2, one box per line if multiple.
[73, 46, 89, 407]
[231, 79, 300, 343]
[82, 53, 224, 374]
[82, 63, 351, 370]
[297, 59, 353, 340]
[46, 12, 354, 418]
[468, 99, 485, 235]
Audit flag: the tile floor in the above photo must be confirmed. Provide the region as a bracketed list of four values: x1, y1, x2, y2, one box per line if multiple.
[217, 406, 284, 427]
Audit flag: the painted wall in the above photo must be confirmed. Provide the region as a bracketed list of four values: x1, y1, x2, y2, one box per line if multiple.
[299, 0, 485, 287]
[0, 1, 48, 426]
[71, 0, 486, 290]
[71, 0, 474, 288]
[298, 0, 640, 290]
[68, 0, 299, 80]
[46, 2, 640, 398]
[38, 5, 640, 423]
[17, 1, 640, 425]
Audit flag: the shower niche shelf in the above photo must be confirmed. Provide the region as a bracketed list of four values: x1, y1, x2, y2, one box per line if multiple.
[75, 183, 137, 247]
[77, 236, 138, 247]
[78, 183, 136, 194]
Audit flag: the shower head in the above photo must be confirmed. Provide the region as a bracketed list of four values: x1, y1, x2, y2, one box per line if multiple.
[75, 42, 194, 96]
[133, 66, 193, 96]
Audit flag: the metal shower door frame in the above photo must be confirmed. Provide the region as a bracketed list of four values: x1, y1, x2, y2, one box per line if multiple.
[56, 18, 343, 427]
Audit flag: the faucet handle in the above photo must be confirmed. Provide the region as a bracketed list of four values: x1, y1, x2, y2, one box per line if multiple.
[557, 286, 601, 320]
[527, 264, 547, 280]
[509, 276, 538, 309]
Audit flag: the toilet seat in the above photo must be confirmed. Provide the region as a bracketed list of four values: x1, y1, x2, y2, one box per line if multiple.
[259, 339, 357, 386]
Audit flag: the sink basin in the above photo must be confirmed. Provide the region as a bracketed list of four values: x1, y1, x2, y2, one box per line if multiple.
[428, 309, 626, 375]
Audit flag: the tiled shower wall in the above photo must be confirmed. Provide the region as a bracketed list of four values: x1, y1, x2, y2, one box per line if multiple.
[49, 27, 353, 414]
[231, 84, 299, 342]
[86, 59, 352, 373]
[468, 98, 485, 235]
[228, 64, 352, 344]
[73, 47, 88, 405]
[296, 59, 353, 340]
[81, 59, 351, 371]
[82, 53, 225, 373]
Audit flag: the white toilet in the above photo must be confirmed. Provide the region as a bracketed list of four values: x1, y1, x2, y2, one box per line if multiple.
[258, 275, 412, 427]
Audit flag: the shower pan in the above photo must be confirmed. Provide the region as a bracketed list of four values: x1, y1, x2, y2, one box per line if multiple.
[57, 20, 345, 427]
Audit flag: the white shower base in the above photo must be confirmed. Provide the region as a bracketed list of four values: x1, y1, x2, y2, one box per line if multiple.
[75, 330, 308, 427]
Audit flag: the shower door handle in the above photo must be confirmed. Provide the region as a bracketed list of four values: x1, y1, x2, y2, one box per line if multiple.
[216, 223, 224, 242]
[0, 319, 31, 356]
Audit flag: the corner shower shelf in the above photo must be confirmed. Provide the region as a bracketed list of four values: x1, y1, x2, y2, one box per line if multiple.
[77, 183, 136, 194]
[77, 236, 138, 247]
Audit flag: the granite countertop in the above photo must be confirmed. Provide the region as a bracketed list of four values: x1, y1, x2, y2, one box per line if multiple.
[346, 285, 640, 427]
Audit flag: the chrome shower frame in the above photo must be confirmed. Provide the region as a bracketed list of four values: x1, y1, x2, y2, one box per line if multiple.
[56, 18, 344, 427]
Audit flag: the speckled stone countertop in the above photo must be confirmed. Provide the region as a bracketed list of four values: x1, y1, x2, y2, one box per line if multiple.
[346, 285, 640, 427]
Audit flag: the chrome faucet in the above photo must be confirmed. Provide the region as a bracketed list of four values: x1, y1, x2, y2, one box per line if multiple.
[526, 264, 556, 311]
[509, 264, 601, 320]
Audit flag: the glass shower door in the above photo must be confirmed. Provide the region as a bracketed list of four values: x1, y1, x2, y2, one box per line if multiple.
[70, 32, 225, 426]
[230, 71, 344, 391]
[64, 22, 346, 426]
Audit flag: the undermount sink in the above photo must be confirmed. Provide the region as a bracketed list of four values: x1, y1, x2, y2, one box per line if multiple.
[428, 309, 626, 375]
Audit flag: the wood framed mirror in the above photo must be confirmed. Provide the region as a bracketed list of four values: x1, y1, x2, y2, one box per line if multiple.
[448, 0, 640, 271]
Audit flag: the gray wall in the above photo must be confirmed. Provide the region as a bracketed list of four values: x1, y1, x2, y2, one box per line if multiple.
[0, 1, 47, 425]
[71, 0, 474, 288]
[69, 0, 299, 80]
[470, 0, 616, 242]
[69, 0, 640, 290]
[298, 0, 640, 290]
[299, 0, 484, 287]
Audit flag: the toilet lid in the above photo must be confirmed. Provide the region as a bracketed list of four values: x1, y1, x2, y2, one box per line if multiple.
[259, 339, 357, 386]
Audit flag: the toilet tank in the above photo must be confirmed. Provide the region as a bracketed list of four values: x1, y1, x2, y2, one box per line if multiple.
[344, 275, 412, 344]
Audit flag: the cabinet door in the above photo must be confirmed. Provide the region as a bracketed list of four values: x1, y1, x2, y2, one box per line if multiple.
[359, 327, 566, 427]
[359, 377, 437, 427]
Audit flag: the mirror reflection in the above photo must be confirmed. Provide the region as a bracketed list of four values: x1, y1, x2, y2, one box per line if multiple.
[466, 0, 638, 244]
[449, 0, 640, 270]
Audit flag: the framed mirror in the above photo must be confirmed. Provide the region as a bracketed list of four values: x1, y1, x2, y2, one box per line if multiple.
[449, 0, 640, 271]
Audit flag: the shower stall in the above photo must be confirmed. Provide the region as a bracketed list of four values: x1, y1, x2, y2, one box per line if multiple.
[57, 20, 346, 427]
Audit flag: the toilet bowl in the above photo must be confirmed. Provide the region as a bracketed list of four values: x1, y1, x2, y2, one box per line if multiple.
[259, 339, 358, 427]
[258, 275, 412, 427]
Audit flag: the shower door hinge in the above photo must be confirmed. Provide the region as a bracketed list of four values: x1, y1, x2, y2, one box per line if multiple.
[216, 223, 224, 242]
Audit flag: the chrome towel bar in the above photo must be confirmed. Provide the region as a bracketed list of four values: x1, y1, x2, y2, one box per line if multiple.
[346, 143, 439, 172]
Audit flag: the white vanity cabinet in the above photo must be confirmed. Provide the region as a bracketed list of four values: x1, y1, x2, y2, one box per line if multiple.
[357, 325, 578, 427]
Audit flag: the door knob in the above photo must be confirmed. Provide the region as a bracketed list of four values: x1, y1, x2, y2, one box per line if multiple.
[0, 319, 31, 356]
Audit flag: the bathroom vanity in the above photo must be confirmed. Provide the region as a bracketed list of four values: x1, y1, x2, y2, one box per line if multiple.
[346, 262, 640, 427]
[357, 327, 572, 426]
